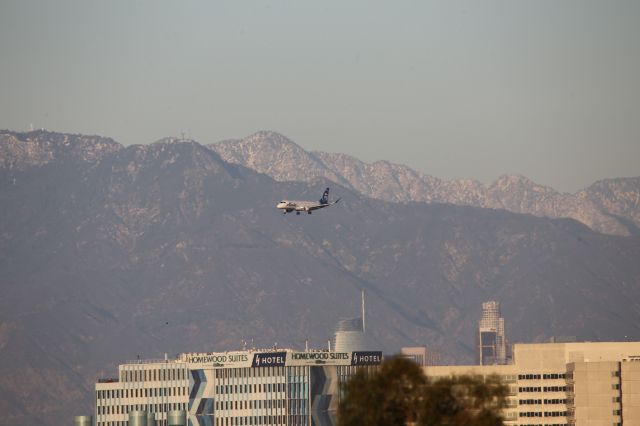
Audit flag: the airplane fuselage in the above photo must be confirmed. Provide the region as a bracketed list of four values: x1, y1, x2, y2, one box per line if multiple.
[276, 188, 339, 215]
[276, 200, 322, 213]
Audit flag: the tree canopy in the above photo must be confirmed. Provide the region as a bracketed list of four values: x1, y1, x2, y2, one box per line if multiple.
[338, 356, 508, 426]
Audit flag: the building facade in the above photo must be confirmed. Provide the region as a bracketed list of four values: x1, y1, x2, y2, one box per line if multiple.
[95, 349, 382, 426]
[425, 341, 640, 426]
[400, 346, 429, 367]
[566, 358, 640, 425]
[478, 300, 507, 365]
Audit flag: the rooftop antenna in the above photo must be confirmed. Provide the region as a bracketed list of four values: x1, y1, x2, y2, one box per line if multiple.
[362, 289, 366, 334]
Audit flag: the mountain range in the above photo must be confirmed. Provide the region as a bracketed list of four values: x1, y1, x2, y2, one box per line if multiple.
[1, 129, 639, 425]
[210, 131, 640, 237]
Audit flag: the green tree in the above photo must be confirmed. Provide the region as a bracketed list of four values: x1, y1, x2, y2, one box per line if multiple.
[418, 374, 507, 426]
[338, 356, 426, 426]
[338, 357, 508, 426]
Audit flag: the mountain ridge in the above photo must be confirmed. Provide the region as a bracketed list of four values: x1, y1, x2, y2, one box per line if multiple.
[2, 129, 640, 425]
[207, 131, 639, 236]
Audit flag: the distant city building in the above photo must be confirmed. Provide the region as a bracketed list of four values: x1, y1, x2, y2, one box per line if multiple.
[333, 291, 368, 353]
[73, 415, 92, 426]
[94, 348, 383, 426]
[477, 300, 507, 365]
[400, 347, 428, 366]
[333, 318, 367, 352]
[425, 341, 640, 426]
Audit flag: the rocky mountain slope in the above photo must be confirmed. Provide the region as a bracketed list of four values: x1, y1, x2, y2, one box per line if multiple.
[1, 130, 640, 425]
[209, 131, 640, 236]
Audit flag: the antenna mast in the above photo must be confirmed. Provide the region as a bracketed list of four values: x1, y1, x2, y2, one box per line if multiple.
[361, 289, 366, 333]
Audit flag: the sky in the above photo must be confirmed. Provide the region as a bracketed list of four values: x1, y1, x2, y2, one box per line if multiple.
[1, 1, 639, 192]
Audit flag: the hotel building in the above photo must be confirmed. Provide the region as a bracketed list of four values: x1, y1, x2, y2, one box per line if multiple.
[94, 349, 382, 426]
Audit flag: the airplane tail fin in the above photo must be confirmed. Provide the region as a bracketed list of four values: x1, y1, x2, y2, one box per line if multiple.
[319, 188, 330, 205]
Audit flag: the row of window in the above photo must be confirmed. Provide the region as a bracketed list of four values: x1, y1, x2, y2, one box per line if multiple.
[216, 414, 306, 426]
[543, 373, 566, 380]
[120, 367, 186, 383]
[519, 411, 567, 418]
[99, 420, 185, 426]
[216, 383, 291, 395]
[96, 402, 186, 415]
[519, 424, 567, 426]
[519, 374, 542, 380]
[518, 398, 567, 405]
[518, 373, 567, 380]
[216, 366, 299, 379]
[97, 386, 187, 400]
[216, 398, 306, 411]
[518, 386, 567, 393]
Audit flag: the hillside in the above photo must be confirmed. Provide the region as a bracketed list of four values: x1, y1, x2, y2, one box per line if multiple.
[209, 131, 640, 236]
[1, 130, 640, 424]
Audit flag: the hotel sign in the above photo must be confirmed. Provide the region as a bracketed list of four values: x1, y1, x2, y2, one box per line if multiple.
[351, 351, 383, 366]
[184, 350, 383, 368]
[184, 352, 252, 368]
[289, 351, 352, 366]
[252, 352, 287, 367]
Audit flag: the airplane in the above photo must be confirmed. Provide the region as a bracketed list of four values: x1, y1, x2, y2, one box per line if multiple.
[276, 188, 340, 215]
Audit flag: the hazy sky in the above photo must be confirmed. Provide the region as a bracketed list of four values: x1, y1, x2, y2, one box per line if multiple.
[1, 1, 639, 192]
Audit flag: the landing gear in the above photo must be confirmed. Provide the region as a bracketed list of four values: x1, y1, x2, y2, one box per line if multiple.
[308, 211, 312, 214]
[296, 212, 301, 215]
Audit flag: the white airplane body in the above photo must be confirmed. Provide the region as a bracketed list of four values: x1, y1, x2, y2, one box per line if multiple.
[277, 188, 340, 215]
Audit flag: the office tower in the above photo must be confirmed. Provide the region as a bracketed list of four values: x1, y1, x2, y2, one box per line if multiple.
[478, 300, 507, 365]
[333, 291, 368, 352]
[334, 318, 367, 352]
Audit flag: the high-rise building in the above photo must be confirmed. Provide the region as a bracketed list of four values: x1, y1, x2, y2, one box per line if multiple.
[333, 291, 368, 352]
[333, 318, 366, 352]
[478, 300, 507, 365]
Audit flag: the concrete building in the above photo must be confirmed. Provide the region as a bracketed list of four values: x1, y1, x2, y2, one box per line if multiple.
[424, 341, 640, 426]
[478, 300, 507, 365]
[95, 357, 188, 426]
[424, 363, 520, 424]
[95, 348, 382, 426]
[566, 358, 640, 425]
[74, 416, 93, 426]
[400, 346, 429, 366]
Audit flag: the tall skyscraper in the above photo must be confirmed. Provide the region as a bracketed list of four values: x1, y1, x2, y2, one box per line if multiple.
[333, 290, 368, 352]
[477, 301, 507, 365]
